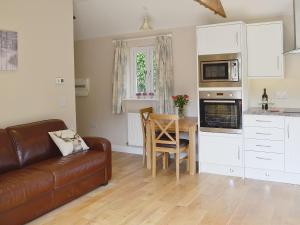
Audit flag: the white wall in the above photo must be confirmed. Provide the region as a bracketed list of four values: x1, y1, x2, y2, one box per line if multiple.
[75, 27, 198, 146]
[75, 15, 300, 147]
[248, 15, 300, 108]
[0, 0, 77, 129]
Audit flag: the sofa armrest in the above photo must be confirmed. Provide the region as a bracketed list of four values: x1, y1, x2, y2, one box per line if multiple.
[83, 137, 112, 180]
[83, 137, 110, 152]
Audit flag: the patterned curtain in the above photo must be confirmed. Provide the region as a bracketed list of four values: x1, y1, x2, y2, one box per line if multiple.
[112, 41, 129, 114]
[155, 36, 174, 114]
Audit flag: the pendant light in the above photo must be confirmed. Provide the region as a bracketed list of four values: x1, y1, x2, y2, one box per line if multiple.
[140, 16, 152, 31]
[139, 5, 153, 31]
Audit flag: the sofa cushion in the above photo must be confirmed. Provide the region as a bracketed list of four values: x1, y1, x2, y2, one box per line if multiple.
[0, 168, 54, 213]
[29, 150, 106, 189]
[6, 119, 67, 167]
[0, 129, 20, 174]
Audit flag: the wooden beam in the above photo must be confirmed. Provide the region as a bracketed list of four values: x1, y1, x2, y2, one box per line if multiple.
[194, 0, 227, 18]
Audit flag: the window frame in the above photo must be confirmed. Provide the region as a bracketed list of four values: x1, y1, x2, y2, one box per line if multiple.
[128, 46, 156, 99]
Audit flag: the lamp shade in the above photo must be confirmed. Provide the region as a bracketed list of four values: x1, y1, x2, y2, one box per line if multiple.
[140, 16, 152, 30]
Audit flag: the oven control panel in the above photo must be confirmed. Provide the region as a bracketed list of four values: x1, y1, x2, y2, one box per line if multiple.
[199, 91, 242, 100]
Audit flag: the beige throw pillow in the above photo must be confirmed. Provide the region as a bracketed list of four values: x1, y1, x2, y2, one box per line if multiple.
[49, 129, 89, 156]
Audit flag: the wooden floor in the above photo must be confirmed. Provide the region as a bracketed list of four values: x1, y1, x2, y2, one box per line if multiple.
[29, 152, 300, 225]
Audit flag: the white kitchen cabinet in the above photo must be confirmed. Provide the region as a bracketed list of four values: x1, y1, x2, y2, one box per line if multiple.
[245, 151, 284, 171]
[243, 114, 285, 128]
[197, 22, 244, 55]
[244, 114, 285, 183]
[285, 117, 300, 173]
[244, 139, 284, 154]
[247, 21, 284, 78]
[244, 126, 284, 141]
[199, 132, 243, 167]
[245, 168, 286, 183]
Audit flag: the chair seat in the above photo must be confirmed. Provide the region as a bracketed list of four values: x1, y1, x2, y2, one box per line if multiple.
[157, 139, 189, 148]
[179, 152, 188, 159]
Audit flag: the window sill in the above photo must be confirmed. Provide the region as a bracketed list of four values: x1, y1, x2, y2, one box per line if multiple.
[123, 98, 158, 102]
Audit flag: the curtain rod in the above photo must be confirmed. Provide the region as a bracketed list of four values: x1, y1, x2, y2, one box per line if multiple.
[112, 33, 172, 43]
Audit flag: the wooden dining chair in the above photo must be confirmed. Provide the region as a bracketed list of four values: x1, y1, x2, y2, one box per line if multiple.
[139, 107, 153, 166]
[150, 114, 190, 181]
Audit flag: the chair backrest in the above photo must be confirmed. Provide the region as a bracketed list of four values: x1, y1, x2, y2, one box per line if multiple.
[149, 114, 180, 151]
[139, 107, 153, 143]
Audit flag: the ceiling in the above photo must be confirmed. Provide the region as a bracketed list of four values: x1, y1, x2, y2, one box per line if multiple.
[73, 0, 293, 40]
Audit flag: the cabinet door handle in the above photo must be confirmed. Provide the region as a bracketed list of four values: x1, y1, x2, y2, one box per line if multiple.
[277, 56, 280, 70]
[238, 146, 241, 160]
[265, 172, 270, 177]
[256, 132, 272, 136]
[235, 32, 239, 47]
[287, 124, 290, 139]
[256, 144, 271, 148]
[256, 120, 272, 123]
[256, 157, 272, 161]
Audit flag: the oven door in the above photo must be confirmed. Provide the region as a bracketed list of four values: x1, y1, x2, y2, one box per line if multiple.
[200, 99, 242, 134]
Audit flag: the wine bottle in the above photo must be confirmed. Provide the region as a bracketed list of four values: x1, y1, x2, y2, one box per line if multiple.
[262, 88, 268, 110]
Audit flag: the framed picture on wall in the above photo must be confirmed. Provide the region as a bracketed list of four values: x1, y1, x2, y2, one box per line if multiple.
[0, 30, 18, 71]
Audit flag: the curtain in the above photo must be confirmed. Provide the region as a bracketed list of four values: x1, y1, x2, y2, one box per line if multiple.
[112, 40, 129, 114]
[155, 36, 174, 114]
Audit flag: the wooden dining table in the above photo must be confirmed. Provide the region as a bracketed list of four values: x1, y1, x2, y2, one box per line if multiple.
[145, 117, 198, 175]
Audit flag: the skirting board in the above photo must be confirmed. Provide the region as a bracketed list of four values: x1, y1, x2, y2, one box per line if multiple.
[112, 145, 143, 155]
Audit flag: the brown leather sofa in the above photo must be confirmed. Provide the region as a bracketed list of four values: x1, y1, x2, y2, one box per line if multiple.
[0, 119, 112, 225]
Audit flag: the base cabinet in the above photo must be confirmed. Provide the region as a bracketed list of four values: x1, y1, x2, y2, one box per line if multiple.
[199, 132, 243, 177]
[245, 168, 300, 185]
[200, 163, 243, 177]
[242, 115, 300, 185]
[245, 168, 285, 183]
[285, 117, 300, 173]
[245, 151, 284, 171]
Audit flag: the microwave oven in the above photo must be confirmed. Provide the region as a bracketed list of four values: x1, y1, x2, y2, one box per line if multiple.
[199, 53, 242, 87]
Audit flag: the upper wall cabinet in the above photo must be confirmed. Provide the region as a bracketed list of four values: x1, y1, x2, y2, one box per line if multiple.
[247, 21, 284, 78]
[197, 22, 244, 55]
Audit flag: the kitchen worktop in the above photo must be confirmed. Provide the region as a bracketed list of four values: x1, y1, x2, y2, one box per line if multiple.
[244, 108, 300, 117]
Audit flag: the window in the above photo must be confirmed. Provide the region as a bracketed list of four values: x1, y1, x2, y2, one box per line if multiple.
[129, 46, 157, 98]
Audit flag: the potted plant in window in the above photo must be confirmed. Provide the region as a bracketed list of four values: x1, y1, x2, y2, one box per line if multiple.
[148, 92, 155, 99]
[172, 95, 189, 118]
[136, 92, 142, 99]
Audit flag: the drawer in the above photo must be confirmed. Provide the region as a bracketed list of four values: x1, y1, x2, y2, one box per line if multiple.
[244, 127, 284, 141]
[245, 168, 286, 183]
[245, 151, 284, 171]
[244, 139, 284, 154]
[244, 115, 285, 128]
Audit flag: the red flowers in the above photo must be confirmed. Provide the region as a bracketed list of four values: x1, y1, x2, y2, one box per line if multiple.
[172, 95, 189, 108]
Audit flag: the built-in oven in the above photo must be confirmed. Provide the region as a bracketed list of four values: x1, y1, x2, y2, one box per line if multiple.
[199, 91, 242, 134]
[199, 53, 242, 87]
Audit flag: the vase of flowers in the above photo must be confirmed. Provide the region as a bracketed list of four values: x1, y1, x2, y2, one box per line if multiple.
[172, 95, 189, 118]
